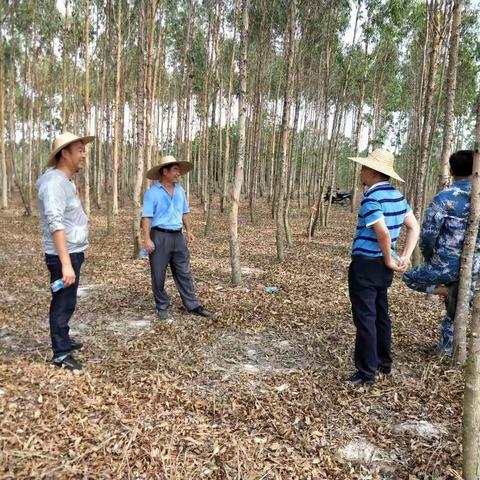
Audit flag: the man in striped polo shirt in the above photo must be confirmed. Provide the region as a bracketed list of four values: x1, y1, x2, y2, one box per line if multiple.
[345, 149, 420, 385]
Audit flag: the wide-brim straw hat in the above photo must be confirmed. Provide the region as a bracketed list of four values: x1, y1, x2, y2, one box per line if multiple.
[348, 148, 404, 183]
[146, 155, 193, 180]
[48, 132, 95, 166]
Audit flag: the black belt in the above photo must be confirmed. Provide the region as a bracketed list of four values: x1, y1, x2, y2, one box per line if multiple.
[153, 227, 182, 233]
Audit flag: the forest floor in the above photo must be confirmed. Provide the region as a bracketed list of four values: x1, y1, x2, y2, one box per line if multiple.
[0, 197, 464, 480]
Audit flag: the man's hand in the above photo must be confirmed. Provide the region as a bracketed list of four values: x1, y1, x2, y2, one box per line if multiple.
[384, 257, 408, 273]
[187, 231, 195, 244]
[398, 255, 411, 269]
[144, 238, 155, 254]
[62, 264, 76, 288]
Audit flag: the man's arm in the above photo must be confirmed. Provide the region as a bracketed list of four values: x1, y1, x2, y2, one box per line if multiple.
[52, 230, 76, 288]
[183, 213, 195, 243]
[372, 219, 406, 273]
[420, 196, 445, 260]
[142, 217, 155, 253]
[400, 213, 420, 264]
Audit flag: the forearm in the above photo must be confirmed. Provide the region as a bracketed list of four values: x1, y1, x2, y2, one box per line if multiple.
[52, 230, 72, 267]
[142, 218, 152, 240]
[402, 228, 420, 260]
[377, 231, 392, 263]
[183, 214, 191, 234]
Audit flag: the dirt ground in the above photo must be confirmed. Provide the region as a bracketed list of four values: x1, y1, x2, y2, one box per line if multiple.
[0, 197, 463, 479]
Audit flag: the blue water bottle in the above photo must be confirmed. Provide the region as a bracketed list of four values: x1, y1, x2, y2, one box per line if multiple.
[139, 242, 155, 257]
[51, 279, 64, 292]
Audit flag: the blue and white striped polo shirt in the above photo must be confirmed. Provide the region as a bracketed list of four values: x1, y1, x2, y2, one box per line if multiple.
[352, 181, 412, 257]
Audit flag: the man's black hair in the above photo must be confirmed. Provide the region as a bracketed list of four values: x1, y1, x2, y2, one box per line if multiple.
[160, 164, 176, 177]
[449, 150, 474, 177]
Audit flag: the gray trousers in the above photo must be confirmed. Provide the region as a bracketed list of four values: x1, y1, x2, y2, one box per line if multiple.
[149, 229, 200, 312]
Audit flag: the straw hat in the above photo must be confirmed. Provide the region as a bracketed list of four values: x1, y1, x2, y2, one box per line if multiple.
[48, 132, 95, 166]
[146, 155, 193, 180]
[348, 148, 404, 183]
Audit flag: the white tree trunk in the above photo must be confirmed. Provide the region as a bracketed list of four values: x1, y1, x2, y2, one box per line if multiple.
[229, 0, 249, 286]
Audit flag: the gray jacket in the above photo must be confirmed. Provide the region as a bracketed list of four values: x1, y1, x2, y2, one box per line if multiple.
[36, 168, 89, 255]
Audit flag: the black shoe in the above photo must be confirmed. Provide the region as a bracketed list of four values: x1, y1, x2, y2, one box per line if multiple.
[70, 340, 83, 351]
[52, 354, 83, 371]
[342, 371, 374, 386]
[189, 306, 212, 318]
[157, 309, 173, 321]
[377, 367, 392, 378]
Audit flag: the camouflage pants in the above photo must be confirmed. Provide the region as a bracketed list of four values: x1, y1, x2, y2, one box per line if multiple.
[403, 265, 477, 355]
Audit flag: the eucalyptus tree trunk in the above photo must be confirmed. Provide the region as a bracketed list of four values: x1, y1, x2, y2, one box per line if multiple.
[324, 0, 360, 226]
[61, 0, 69, 129]
[414, 0, 441, 222]
[351, 6, 369, 212]
[284, 91, 300, 246]
[132, 0, 147, 258]
[112, 0, 122, 215]
[229, 0, 249, 286]
[221, 0, 238, 213]
[205, 1, 222, 237]
[83, 0, 91, 215]
[268, 89, 280, 206]
[8, 6, 18, 206]
[437, 0, 464, 191]
[144, 0, 159, 195]
[0, 11, 6, 210]
[462, 97, 480, 478]
[275, 0, 296, 262]
[182, 9, 194, 202]
[453, 98, 480, 366]
[311, 11, 333, 236]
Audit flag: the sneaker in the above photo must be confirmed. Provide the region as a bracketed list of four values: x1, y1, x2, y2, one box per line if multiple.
[157, 309, 173, 321]
[70, 340, 83, 351]
[52, 354, 83, 371]
[189, 306, 212, 318]
[342, 371, 375, 386]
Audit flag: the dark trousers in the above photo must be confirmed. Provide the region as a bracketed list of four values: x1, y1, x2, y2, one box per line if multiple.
[45, 252, 84, 358]
[348, 255, 394, 381]
[149, 229, 200, 312]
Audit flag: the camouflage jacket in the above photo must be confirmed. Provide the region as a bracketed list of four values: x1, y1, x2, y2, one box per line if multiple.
[421, 178, 479, 269]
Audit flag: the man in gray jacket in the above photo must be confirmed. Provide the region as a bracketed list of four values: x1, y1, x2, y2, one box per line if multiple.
[37, 132, 94, 370]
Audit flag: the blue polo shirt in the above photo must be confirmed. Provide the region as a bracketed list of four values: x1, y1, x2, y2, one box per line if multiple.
[142, 182, 190, 230]
[352, 181, 412, 257]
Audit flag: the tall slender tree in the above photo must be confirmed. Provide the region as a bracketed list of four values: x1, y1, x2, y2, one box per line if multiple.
[229, 0, 249, 286]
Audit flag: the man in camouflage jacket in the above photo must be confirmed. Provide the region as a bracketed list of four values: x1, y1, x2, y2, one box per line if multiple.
[403, 150, 478, 354]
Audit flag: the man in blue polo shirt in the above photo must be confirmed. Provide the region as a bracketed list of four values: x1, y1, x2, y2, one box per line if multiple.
[345, 149, 419, 385]
[142, 155, 211, 320]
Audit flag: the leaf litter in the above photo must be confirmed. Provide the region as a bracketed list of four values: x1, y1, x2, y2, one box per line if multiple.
[0, 201, 463, 479]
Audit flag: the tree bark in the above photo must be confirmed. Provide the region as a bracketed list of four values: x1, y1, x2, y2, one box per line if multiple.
[462, 96, 480, 478]
[112, 0, 122, 215]
[229, 0, 249, 286]
[83, 0, 91, 215]
[414, 0, 441, 222]
[132, 0, 146, 258]
[0, 6, 6, 210]
[275, 0, 296, 262]
[453, 98, 480, 366]
[437, 0, 464, 191]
